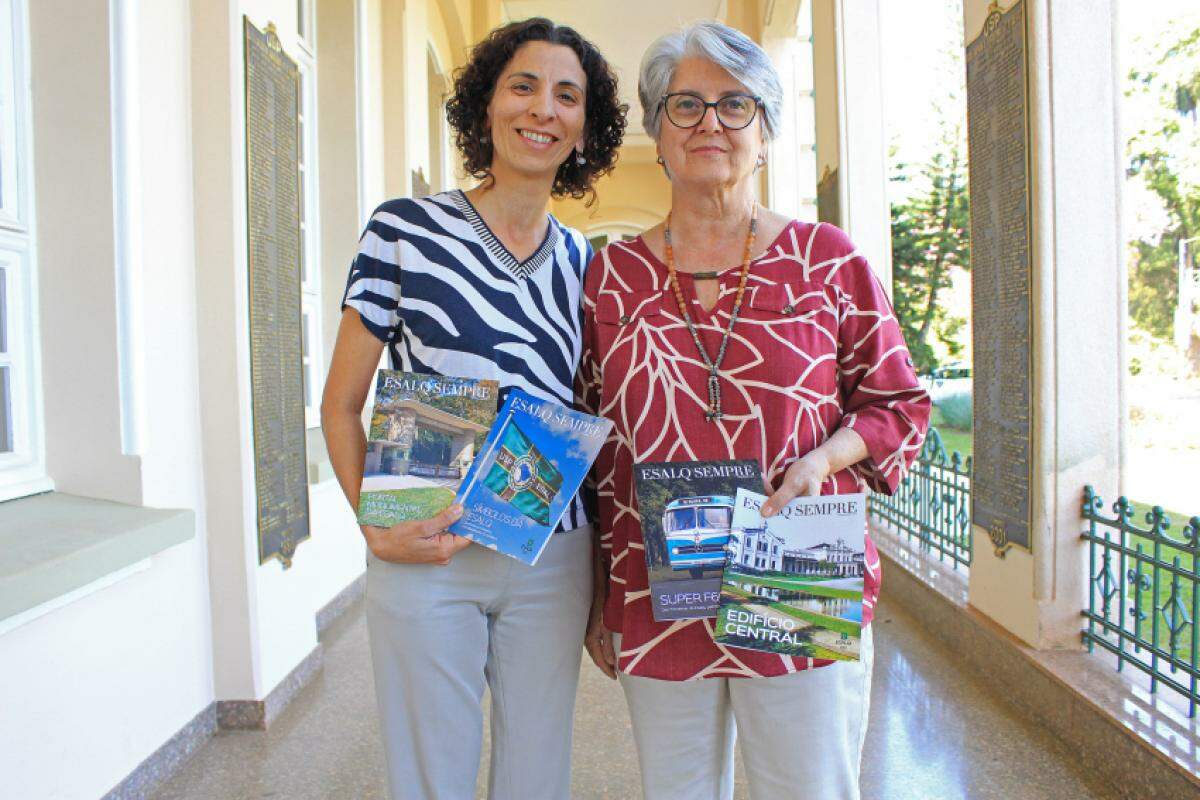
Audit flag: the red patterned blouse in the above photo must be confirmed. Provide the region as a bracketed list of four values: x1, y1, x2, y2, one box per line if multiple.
[578, 220, 930, 681]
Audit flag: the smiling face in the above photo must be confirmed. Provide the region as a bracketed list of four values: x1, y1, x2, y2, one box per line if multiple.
[485, 40, 588, 181]
[656, 56, 765, 190]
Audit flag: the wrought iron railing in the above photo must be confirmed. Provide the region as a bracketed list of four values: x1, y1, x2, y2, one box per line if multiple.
[1081, 486, 1200, 716]
[868, 427, 972, 569]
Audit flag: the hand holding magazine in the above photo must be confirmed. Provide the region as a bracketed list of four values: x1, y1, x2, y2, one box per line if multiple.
[356, 371, 499, 528]
[715, 488, 868, 661]
[449, 389, 612, 565]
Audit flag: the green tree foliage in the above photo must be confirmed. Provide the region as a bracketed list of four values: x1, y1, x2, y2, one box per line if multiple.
[889, 121, 972, 376]
[1126, 26, 1200, 339]
[887, 4, 972, 377]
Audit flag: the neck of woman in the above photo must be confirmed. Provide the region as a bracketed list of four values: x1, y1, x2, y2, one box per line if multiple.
[467, 161, 555, 240]
[668, 180, 758, 254]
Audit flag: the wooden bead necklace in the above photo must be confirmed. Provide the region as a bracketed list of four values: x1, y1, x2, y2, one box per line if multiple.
[663, 205, 758, 422]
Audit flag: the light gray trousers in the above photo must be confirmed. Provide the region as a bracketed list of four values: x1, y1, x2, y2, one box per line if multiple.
[615, 628, 874, 800]
[365, 525, 593, 800]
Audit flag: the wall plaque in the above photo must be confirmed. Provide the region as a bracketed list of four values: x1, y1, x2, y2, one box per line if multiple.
[966, 0, 1033, 556]
[244, 18, 310, 568]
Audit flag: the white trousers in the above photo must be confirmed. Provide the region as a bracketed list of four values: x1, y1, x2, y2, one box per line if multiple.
[615, 628, 874, 800]
[365, 525, 593, 800]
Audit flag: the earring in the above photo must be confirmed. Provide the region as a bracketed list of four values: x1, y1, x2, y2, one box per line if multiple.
[575, 151, 587, 166]
[655, 156, 665, 165]
[755, 153, 766, 170]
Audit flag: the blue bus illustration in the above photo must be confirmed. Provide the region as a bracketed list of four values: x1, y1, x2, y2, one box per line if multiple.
[662, 495, 736, 577]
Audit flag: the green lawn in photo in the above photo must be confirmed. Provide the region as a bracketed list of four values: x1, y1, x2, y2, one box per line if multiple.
[717, 589, 860, 661]
[729, 572, 864, 600]
[358, 487, 456, 527]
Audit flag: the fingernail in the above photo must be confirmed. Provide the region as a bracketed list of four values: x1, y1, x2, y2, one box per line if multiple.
[761, 505, 773, 517]
[450, 504, 464, 518]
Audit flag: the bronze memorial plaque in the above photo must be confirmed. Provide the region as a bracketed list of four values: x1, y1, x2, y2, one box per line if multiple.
[244, 18, 310, 568]
[965, 0, 1033, 556]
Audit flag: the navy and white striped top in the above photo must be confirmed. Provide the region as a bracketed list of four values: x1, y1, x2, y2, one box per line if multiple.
[342, 189, 593, 530]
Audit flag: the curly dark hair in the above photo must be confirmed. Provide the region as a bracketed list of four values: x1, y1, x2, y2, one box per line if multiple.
[445, 17, 627, 206]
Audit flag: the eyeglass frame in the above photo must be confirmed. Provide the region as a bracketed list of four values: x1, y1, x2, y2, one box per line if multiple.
[658, 92, 763, 130]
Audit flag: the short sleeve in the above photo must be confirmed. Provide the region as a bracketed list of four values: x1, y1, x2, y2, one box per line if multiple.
[341, 204, 404, 343]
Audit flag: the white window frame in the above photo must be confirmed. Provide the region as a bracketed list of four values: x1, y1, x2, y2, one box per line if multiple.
[0, 0, 48, 501]
[296, 28, 323, 429]
[297, 0, 315, 54]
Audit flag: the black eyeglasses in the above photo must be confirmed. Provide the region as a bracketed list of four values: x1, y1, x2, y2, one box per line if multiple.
[660, 93, 762, 130]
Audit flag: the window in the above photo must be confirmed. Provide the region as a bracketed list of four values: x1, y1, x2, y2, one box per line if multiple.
[296, 0, 314, 52]
[663, 507, 695, 533]
[0, 0, 45, 501]
[296, 28, 322, 428]
[764, 5, 818, 221]
[698, 506, 731, 528]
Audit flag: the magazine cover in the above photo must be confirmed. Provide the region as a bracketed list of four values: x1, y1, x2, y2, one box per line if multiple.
[356, 371, 499, 528]
[450, 389, 612, 565]
[633, 460, 763, 621]
[715, 488, 867, 661]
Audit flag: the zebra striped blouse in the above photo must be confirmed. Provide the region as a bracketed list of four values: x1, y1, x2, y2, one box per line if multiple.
[342, 189, 593, 531]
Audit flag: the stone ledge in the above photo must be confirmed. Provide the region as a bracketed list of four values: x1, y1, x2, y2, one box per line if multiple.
[875, 529, 1200, 800]
[0, 492, 195, 623]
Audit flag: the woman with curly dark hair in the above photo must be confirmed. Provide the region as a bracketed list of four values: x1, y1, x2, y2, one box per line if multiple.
[321, 17, 625, 800]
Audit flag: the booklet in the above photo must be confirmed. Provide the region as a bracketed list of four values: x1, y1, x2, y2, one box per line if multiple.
[715, 488, 867, 661]
[633, 460, 763, 621]
[449, 388, 612, 565]
[356, 371, 499, 528]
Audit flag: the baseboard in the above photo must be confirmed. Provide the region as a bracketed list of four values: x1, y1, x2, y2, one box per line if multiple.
[99, 569, 360, 797]
[878, 544, 1200, 800]
[100, 703, 217, 800]
[316, 572, 366, 637]
[216, 641, 325, 730]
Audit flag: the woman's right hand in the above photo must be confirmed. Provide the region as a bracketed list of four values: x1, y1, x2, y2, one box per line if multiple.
[584, 594, 617, 680]
[362, 504, 472, 565]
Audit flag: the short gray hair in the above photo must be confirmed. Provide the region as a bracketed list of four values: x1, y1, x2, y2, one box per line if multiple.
[638, 20, 783, 141]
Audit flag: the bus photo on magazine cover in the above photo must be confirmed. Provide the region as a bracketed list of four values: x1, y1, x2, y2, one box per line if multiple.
[662, 495, 737, 578]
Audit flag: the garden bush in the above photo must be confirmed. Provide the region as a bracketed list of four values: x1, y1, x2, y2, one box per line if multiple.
[936, 392, 973, 430]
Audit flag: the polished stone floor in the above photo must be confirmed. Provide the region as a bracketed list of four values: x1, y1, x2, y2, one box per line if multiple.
[152, 596, 1119, 800]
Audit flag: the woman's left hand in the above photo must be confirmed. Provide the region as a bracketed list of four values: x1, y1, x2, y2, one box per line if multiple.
[761, 450, 832, 517]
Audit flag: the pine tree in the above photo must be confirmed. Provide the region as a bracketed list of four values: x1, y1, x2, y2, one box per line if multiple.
[890, 118, 971, 375]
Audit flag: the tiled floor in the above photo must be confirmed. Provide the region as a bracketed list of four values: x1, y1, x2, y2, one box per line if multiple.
[152, 596, 1119, 799]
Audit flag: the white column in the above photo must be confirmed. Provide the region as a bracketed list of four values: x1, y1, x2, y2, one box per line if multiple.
[811, 0, 892, 288]
[963, 0, 1123, 649]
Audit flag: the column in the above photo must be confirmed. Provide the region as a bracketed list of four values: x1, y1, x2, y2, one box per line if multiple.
[962, 0, 1123, 649]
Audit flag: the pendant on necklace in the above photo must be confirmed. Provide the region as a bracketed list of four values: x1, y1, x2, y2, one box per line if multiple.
[706, 370, 722, 421]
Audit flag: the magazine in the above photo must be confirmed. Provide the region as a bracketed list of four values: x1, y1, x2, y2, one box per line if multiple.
[356, 371, 499, 528]
[449, 389, 612, 565]
[714, 488, 867, 661]
[633, 460, 763, 621]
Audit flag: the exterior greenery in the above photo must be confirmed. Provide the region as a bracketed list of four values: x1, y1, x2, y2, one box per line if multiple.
[868, 427, 972, 569]
[1082, 487, 1200, 716]
[1125, 25, 1200, 345]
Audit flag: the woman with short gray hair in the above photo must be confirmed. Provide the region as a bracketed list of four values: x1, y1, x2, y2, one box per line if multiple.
[578, 20, 929, 799]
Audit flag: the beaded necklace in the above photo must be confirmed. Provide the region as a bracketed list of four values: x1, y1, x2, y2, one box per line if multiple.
[663, 205, 758, 422]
